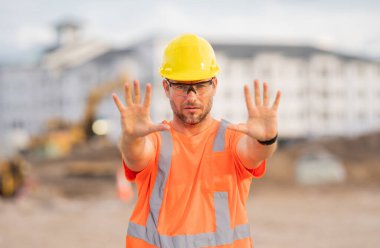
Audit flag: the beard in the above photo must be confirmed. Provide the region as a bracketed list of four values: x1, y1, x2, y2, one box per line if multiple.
[170, 98, 213, 125]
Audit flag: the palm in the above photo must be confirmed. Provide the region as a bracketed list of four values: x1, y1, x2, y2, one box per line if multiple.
[112, 80, 168, 141]
[122, 101, 153, 138]
[230, 80, 281, 141]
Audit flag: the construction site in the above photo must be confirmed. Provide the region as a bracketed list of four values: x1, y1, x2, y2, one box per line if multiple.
[1, 105, 380, 248]
[1, 58, 380, 247]
[1, 20, 380, 248]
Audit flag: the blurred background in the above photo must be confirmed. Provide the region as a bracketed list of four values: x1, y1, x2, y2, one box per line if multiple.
[1, 0, 380, 247]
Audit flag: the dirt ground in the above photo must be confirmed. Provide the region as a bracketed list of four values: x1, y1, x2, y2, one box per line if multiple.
[1, 136, 380, 248]
[1, 182, 379, 248]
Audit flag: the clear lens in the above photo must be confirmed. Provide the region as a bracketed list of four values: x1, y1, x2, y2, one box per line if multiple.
[167, 79, 213, 96]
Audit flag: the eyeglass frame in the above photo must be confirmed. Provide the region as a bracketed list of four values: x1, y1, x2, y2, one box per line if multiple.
[164, 77, 215, 96]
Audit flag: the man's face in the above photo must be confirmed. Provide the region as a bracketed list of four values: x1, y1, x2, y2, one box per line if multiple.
[163, 78, 217, 125]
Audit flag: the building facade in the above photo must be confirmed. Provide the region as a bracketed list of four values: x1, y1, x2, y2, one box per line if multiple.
[1, 34, 380, 155]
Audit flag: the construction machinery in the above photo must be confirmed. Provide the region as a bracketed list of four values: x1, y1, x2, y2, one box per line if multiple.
[0, 156, 29, 198]
[27, 74, 127, 158]
[0, 74, 128, 199]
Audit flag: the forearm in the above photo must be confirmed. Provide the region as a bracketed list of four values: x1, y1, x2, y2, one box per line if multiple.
[120, 135, 153, 172]
[237, 135, 277, 169]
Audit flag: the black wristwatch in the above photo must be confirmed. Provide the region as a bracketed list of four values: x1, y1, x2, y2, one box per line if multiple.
[257, 133, 278, 146]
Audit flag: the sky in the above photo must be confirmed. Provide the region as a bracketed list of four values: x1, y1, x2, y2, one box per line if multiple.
[1, 0, 380, 63]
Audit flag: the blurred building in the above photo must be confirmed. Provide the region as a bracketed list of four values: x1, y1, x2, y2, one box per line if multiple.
[1, 31, 380, 153]
[151, 37, 380, 139]
[212, 44, 380, 139]
[0, 21, 139, 154]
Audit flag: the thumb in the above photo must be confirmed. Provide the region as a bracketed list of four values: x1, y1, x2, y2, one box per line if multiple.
[148, 123, 170, 133]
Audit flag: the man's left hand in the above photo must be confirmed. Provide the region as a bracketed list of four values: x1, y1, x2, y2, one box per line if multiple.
[229, 80, 281, 141]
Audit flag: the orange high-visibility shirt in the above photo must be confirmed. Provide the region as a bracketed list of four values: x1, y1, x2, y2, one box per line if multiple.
[123, 119, 266, 248]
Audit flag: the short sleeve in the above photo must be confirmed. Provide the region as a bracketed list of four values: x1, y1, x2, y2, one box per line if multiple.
[121, 132, 159, 182]
[244, 160, 266, 178]
[122, 159, 139, 181]
[228, 129, 267, 180]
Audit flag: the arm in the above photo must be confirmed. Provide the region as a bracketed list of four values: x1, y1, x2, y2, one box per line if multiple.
[112, 80, 169, 172]
[230, 80, 281, 169]
[236, 135, 277, 169]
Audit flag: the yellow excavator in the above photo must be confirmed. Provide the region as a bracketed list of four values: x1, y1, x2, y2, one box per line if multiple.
[0, 156, 29, 198]
[0, 74, 127, 197]
[27, 73, 127, 158]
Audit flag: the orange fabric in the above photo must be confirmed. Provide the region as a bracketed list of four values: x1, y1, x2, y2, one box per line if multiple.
[126, 235, 157, 248]
[203, 237, 252, 247]
[126, 236, 252, 248]
[123, 120, 266, 247]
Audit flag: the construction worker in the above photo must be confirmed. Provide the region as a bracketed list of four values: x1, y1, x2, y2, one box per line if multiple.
[112, 34, 281, 248]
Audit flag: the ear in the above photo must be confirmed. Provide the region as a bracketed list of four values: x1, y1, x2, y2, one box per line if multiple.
[212, 77, 218, 96]
[162, 79, 170, 98]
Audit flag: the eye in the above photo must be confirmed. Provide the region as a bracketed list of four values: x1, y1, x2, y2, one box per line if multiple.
[173, 84, 187, 90]
[195, 83, 208, 89]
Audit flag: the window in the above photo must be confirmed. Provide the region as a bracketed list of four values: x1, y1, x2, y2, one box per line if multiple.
[320, 89, 329, 98]
[11, 120, 24, 128]
[320, 67, 329, 77]
[357, 90, 366, 98]
[357, 111, 366, 120]
[321, 111, 329, 120]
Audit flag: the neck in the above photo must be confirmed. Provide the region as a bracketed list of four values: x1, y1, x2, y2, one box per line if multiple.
[171, 115, 215, 136]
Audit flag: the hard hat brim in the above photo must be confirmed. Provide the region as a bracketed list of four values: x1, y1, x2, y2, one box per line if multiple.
[160, 67, 219, 81]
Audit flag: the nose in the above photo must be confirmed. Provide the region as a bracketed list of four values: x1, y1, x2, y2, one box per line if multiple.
[185, 89, 197, 101]
[186, 85, 197, 95]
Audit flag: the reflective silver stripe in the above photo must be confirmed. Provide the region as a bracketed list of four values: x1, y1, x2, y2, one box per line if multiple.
[149, 131, 173, 246]
[128, 192, 251, 247]
[214, 192, 232, 245]
[213, 119, 229, 152]
[128, 223, 251, 248]
[128, 123, 252, 247]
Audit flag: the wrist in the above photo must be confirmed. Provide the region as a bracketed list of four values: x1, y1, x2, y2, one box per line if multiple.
[122, 133, 144, 145]
[257, 133, 278, 146]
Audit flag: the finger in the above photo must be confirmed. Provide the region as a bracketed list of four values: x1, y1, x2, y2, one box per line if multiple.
[124, 82, 133, 107]
[272, 91, 282, 111]
[133, 80, 141, 104]
[254, 80, 261, 106]
[227, 123, 249, 135]
[263, 82, 269, 106]
[112, 93, 125, 112]
[143, 83, 152, 108]
[244, 84, 254, 113]
[148, 123, 170, 133]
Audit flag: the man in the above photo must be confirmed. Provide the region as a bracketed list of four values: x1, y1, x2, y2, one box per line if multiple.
[112, 34, 281, 248]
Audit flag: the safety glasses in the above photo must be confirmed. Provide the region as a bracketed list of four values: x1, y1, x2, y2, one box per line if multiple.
[165, 78, 214, 96]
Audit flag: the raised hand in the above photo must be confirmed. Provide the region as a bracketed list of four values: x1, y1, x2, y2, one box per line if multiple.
[229, 80, 281, 141]
[112, 80, 169, 143]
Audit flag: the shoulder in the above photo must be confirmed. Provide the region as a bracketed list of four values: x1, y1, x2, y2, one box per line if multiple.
[221, 120, 245, 142]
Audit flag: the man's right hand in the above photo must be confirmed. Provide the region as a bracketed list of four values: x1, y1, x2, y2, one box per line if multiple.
[112, 80, 169, 171]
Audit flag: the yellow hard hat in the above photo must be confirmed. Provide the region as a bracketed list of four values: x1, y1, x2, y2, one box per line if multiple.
[160, 34, 219, 81]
